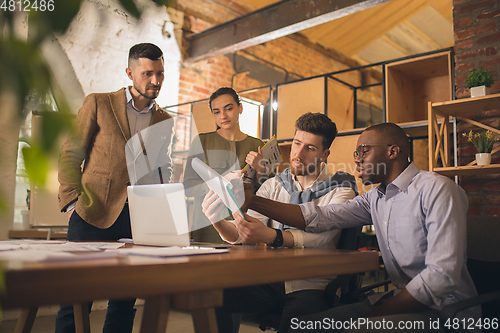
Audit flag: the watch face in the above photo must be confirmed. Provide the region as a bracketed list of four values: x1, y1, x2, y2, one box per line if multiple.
[271, 229, 284, 248]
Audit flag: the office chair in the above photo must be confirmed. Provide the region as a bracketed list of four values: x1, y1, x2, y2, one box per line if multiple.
[323, 226, 365, 307]
[439, 216, 500, 332]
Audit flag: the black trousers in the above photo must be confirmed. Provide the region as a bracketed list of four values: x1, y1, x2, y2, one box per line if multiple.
[55, 204, 136, 333]
[216, 282, 330, 333]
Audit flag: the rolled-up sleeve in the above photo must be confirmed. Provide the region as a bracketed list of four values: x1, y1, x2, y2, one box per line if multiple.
[300, 194, 372, 233]
[287, 228, 336, 248]
[288, 187, 354, 247]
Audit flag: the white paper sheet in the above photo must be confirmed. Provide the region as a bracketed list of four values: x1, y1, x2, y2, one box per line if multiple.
[0, 240, 125, 262]
[113, 246, 228, 258]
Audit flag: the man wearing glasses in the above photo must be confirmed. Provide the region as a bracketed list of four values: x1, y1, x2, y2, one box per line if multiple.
[233, 122, 479, 332]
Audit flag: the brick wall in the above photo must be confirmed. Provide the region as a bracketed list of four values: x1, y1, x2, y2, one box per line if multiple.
[453, 0, 500, 217]
[178, 12, 368, 105]
[454, 0, 500, 97]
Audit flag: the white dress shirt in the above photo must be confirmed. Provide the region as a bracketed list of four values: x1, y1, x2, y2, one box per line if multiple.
[125, 86, 155, 136]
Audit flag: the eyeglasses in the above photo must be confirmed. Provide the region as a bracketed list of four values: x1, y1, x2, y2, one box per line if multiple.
[353, 144, 393, 159]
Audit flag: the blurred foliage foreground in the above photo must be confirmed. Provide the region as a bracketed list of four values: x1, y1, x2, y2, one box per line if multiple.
[0, 0, 172, 319]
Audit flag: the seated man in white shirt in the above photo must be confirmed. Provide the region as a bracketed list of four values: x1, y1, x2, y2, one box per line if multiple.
[202, 112, 358, 333]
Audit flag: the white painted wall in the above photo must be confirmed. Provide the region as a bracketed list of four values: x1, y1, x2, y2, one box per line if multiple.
[57, 0, 181, 108]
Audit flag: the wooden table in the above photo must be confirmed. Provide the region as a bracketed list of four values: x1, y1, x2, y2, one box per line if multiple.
[1, 245, 379, 333]
[8, 229, 68, 240]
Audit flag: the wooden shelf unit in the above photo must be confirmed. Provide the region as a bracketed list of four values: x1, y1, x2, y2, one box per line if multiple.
[276, 76, 355, 140]
[431, 164, 500, 177]
[428, 93, 500, 176]
[385, 51, 452, 126]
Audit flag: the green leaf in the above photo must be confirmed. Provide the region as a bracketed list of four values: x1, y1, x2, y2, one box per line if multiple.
[39, 112, 73, 153]
[27, 0, 84, 44]
[0, 191, 7, 214]
[152, 0, 177, 6]
[22, 145, 49, 186]
[0, 262, 4, 318]
[0, 39, 53, 119]
[118, 0, 142, 19]
[465, 67, 496, 88]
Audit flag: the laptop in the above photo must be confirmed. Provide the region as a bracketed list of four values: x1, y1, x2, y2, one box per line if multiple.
[127, 183, 190, 247]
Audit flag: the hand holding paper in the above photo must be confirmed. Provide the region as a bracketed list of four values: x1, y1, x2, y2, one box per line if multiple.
[202, 190, 225, 224]
[244, 146, 264, 179]
[191, 157, 245, 218]
[232, 211, 275, 244]
[242, 136, 282, 180]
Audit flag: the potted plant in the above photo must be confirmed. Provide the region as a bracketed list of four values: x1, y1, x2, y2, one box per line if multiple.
[465, 67, 496, 98]
[463, 130, 499, 165]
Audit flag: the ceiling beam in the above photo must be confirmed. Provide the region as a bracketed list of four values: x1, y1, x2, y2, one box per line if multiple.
[338, 0, 429, 55]
[381, 35, 412, 56]
[185, 0, 392, 63]
[431, 0, 453, 23]
[403, 21, 442, 50]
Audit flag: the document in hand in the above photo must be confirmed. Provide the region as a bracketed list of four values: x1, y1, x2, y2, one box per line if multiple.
[191, 157, 245, 218]
[242, 135, 282, 180]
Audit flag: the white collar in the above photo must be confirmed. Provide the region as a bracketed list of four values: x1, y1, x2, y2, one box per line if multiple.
[126, 86, 155, 113]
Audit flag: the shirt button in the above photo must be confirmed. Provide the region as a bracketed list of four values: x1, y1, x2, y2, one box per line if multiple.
[384, 221, 387, 225]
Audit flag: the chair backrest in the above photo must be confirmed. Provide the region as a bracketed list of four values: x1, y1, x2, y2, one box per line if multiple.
[324, 227, 363, 306]
[337, 226, 362, 251]
[466, 216, 500, 319]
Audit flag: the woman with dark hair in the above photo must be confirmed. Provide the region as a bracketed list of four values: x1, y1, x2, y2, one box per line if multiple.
[183, 87, 266, 243]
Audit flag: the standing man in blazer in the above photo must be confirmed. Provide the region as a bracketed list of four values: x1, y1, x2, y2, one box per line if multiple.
[56, 43, 173, 333]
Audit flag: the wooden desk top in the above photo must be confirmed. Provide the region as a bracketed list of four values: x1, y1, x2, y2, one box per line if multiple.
[1, 246, 379, 309]
[8, 229, 67, 240]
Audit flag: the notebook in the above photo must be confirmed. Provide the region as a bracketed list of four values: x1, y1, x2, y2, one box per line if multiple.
[127, 183, 190, 247]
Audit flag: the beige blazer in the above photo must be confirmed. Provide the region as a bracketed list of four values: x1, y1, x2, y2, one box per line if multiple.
[58, 88, 173, 229]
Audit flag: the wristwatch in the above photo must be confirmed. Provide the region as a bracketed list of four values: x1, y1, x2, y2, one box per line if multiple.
[270, 229, 284, 248]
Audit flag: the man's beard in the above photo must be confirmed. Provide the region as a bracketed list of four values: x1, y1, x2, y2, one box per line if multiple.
[135, 84, 160, 100]
[290, 159, 320, 176]
[290, 164, 305, 176]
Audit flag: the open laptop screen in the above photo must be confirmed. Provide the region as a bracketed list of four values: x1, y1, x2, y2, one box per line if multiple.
[127, 183, 190, 247]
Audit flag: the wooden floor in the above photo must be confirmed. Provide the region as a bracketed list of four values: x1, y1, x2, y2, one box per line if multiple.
[0, 306, 263, 333]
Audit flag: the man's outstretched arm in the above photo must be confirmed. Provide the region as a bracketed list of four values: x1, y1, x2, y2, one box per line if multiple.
[232, 179, 306, 229]
[248, 193, 306, 230]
